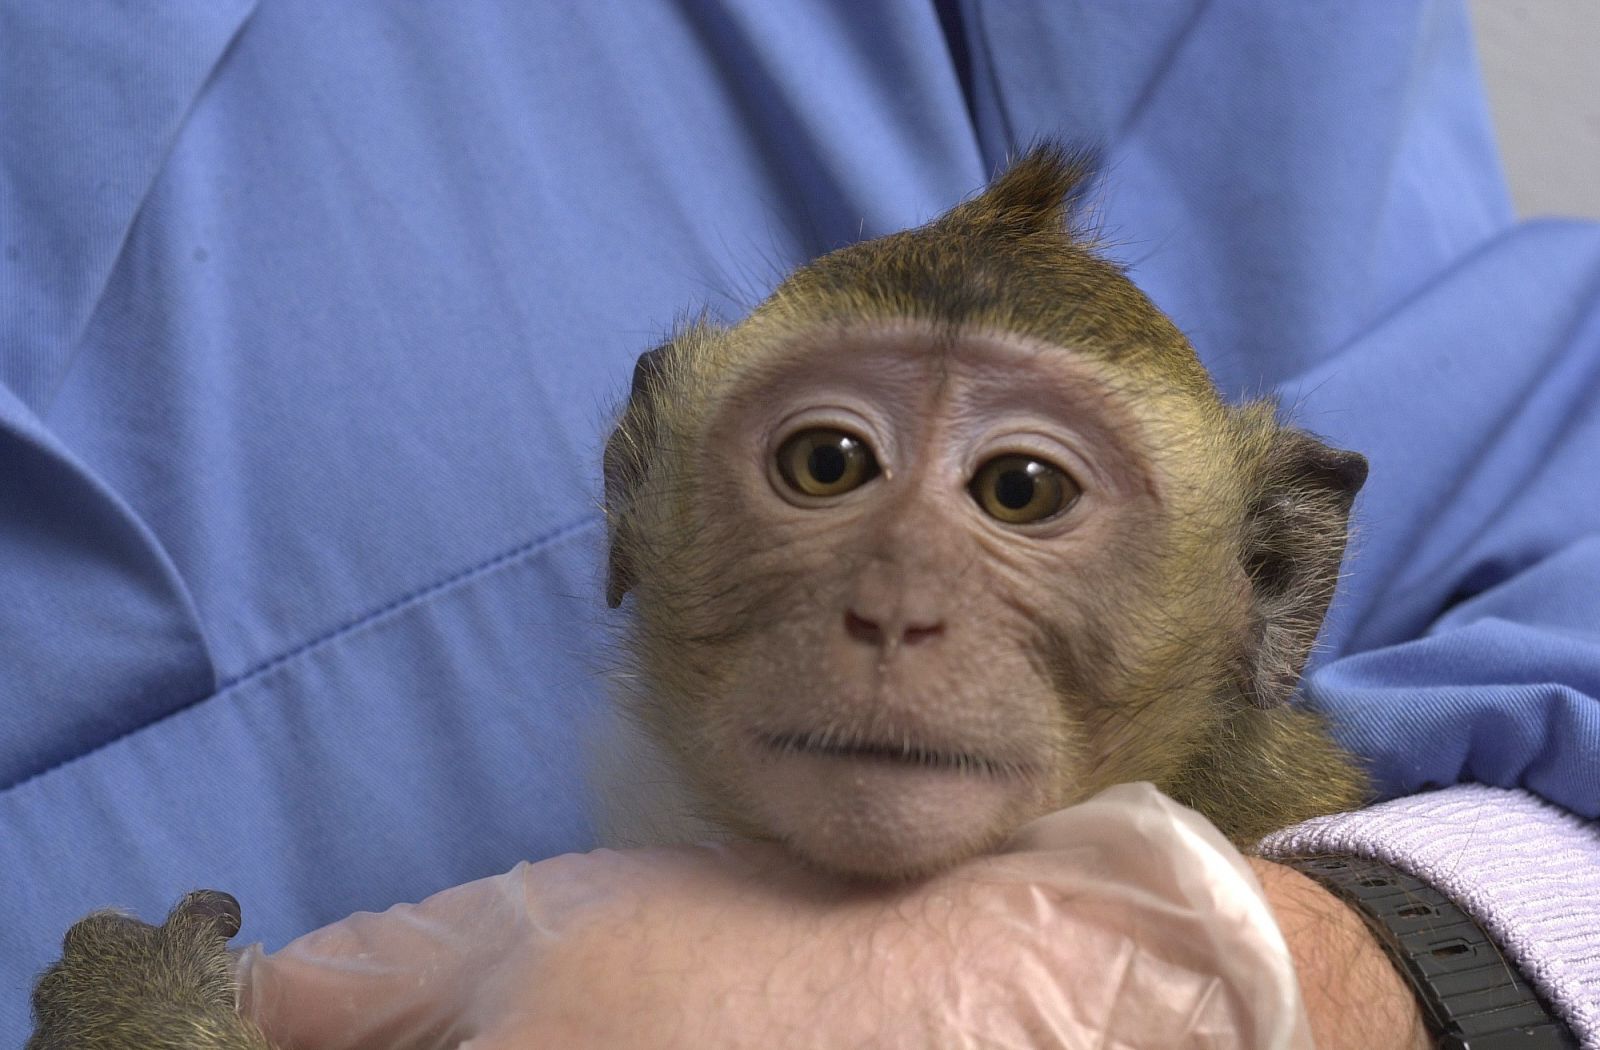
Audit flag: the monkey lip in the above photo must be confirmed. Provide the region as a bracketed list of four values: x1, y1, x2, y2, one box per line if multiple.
[743, 727, 1041, 878]
[755, 730, 1021, 778]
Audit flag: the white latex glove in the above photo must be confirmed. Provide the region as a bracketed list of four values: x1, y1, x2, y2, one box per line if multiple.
[237, 783, 1311, 1049]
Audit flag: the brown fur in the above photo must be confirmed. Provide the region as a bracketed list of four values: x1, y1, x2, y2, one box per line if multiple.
[28, 892, 269, 1050]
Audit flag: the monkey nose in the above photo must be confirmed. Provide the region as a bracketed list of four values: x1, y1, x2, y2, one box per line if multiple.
[844, 609, 946, 648]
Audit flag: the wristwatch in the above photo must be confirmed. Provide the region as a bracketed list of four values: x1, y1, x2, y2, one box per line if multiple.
[1283, 855, 1576, 1050]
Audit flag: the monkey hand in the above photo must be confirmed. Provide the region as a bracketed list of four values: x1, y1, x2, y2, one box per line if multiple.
[236, 784, 1333, 1050]
[28, 890, 273, 1050]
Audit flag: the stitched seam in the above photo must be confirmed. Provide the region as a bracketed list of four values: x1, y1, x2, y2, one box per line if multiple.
[217, 514, 598, 691]
[1, 513, 600, 795]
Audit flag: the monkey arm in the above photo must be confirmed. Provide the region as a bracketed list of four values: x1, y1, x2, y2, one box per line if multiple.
[27, 892, 273, 1050]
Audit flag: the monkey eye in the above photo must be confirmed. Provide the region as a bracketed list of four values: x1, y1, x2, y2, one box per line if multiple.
[970, 455, 1080, 524]
[775, 428, 881, 498]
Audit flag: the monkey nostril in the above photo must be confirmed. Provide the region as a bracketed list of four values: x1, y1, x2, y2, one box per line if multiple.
[844, 609, 883, 645]
[845, 610, 945, 647]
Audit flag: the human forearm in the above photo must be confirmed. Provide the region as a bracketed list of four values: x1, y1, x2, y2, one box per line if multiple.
[1249, 858, 1431, 1050]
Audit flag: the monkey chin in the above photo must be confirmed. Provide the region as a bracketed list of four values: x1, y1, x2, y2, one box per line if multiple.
[738, 739, 1043, 882]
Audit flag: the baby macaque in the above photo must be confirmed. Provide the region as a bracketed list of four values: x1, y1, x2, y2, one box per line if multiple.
[29, 144, 1367, 1047]
[602, 144, 1367, 879]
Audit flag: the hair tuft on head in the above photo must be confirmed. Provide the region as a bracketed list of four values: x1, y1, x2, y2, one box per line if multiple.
[964, 141, 1101, 236]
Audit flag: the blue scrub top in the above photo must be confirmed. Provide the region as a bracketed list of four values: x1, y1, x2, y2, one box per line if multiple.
[3, 2, 1597, 1041]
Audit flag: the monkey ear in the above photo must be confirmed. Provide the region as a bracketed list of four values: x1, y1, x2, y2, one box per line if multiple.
[1239, 429, 1368, 708]
[603, 341, 673, 608]
[960, 141, 1100, 236]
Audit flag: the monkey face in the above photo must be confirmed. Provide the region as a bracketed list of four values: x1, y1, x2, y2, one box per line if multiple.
[621, 322, 1243, 880]
[603, 146, 1368, 873]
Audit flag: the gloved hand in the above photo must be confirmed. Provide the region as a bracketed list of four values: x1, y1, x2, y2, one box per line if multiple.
[237, 783, 1312, 1049]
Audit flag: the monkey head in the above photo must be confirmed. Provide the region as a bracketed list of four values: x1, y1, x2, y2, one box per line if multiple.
[602, 146, 1367, 880]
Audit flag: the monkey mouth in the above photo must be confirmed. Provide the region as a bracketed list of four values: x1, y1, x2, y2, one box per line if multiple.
[756, 730, 1015, 777]
[744, 725, 1044, 879]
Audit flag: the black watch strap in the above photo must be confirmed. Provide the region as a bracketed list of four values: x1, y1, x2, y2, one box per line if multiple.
[1283, 855, 1576, 1050]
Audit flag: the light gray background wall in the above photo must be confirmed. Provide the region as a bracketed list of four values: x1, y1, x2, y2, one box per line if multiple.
[1470, 0, 1600, 220]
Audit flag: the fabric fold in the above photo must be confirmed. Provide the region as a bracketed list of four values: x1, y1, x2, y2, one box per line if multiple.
[0, 382, 215, 788]
[0, 0, 258, 410]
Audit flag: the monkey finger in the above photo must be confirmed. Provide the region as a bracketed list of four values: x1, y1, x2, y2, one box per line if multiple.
[59, 910, 151, 956]
[168, 889, 244, 940]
